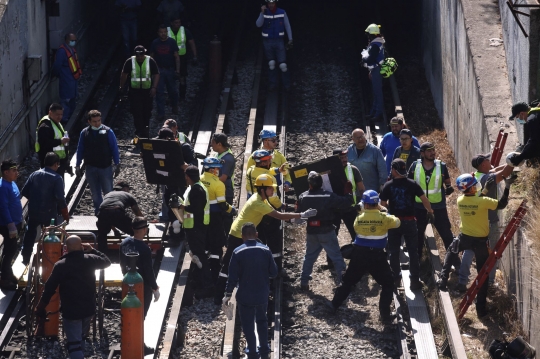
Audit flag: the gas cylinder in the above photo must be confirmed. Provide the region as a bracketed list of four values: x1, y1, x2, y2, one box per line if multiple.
[209, 35, 222, 84]
[121, 253, 144, 310]
[42, 218, 62, 337]
[121, 284, 144, 358]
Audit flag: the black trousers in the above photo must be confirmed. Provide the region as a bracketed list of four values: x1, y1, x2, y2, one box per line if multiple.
[441, 233, 490, 310]
[332, 246, 394, 317]
[257, 216, 283, 271]
[186, 227, 212, 289]
[96, 208, 133, 252]
[129, 89, 153, 137]
[222, 196, 234, 244]
[333, 209, 357, 241]
[207, 212, 225, 284]
[143, 284, 153, 318]
[0, 223, 21, 279]
[215, 234, 243, 302]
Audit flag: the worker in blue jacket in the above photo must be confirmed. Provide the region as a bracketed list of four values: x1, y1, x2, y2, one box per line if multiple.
[256, 0, 293, 91]
[0, 160, 23, 290]
[223, 222, 277, 359]
[379, 117, 420, 174]
[362, 24, 385, 122]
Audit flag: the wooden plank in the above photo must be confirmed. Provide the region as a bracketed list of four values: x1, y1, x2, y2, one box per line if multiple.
[144, 244, 183, 358]
[425, 224, 467, 359]
[159, 244, 190, 359]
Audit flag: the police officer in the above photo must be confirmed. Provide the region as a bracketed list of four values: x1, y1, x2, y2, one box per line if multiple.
[327, 190, 399, 324]
[211, 133, 236, 234]
[508, 102, 540, 165]
[247, 130, 291, 191]
[215, 174, 317, 304]
[200, 157, 237, 283]
[256, 0, 293, 91]
[297, 172, 354, 290]
[437, 174, 511, 317]
[35, 103, 70, 177]
[168, 16, 198, 101]
[120, 45, 160, 137]
[362, 24, 385, 122]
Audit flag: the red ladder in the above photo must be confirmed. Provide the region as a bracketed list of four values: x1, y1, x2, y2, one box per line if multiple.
[457, 200, 528, 319]
[491, 129, 509, 166]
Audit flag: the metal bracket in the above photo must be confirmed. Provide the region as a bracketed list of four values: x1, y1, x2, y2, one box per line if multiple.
[506, 0, 540, 37]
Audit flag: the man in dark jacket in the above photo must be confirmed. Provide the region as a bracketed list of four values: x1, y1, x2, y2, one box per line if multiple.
[36, 236, 110, 359]
[380, 118, 420, 175]
[35, 103, 70, 177]
[76, 110, 121, 215]
[21, 153, 70, 265]
[391, 129, 421, 177]
[223, 222, 277, 359]
[297, 171, 354, 290]
[508, 102, 540, 165]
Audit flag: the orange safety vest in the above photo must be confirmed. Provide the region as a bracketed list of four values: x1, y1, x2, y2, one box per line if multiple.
[59, 44, 82, 80]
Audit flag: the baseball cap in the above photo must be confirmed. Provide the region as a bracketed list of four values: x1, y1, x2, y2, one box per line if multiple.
[132, 217, 149, 230]
[399, 129, 412, 138]
[212, 133, 229, 147]
[134, 45, 146, 54]
[332, 148, 347, 155]
[511, 102, 529, 118]
[420, 142, 435, 152]
[389, 117, 403, 125]
[471, 153, 491, 169]
[391, 158, 408, 176]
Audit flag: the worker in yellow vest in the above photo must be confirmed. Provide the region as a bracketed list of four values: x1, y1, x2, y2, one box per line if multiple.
[168, 16, 198, 101]
[35, 103, 70, 178]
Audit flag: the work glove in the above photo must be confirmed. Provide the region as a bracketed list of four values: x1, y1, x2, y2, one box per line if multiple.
[426, 211, 435, 224]
[7, 223, 18, 238]
[286, 40, 293, 50]
[75, 166, 82, 177]
[230, 206, 238, 217]
[300, 208, 317, 219]
[169, 194, 181, 208]
[504, 174, 518, 187]
[379, 205, 388, 213]
[444, 185, 454, 196]
[192, 57, 198, 66]
[344, 181, 353, 195]
[153, 288, 160, 302]
[507, 152, 521, 167]
[113, 163, 121, 178]
[222, 294, 234, 320]
[290, 217, 306, 225]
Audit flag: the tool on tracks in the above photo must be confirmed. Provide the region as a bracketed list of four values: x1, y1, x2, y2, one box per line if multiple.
[457, 200, 528, 319]
[491, 128, 508, 166]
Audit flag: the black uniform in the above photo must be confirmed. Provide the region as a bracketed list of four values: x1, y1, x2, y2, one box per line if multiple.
[96, 191, 138, 252]
[120, 237, 158, 316]
[515, 109, 540, 163]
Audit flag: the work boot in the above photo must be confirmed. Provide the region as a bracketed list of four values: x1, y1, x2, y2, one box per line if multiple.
[436, 277, 448, 291]
[455, 283, 467, 293]
[325, 299, 338, 314]
[144, 344, 155, 355]
[300, 282, 310, 291]
[380, 311, 397, 325]
[476, 306, 489, 318]
[410, 278, 423, 290]
[335, 270, 345, 286]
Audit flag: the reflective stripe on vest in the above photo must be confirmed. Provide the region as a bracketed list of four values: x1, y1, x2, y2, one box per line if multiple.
[168, 27, 186, 56]
[261, 8, 286, 39]
[131, 56, 151, 89]
[345, 164, 357, 205]
[35, 116, 67, 159]
[217, 149, 235, 187]
[178, 132, 188, 144]
[414, 159, 442, 203]
[183, 182, 210, 228]
[59, 44, 82, 80]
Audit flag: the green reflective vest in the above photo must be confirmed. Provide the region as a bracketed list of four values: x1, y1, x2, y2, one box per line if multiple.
[130, 56, 151, 89]
[345, 163, 357, 205]
[414, 159, 442, 203]
[168, 26, 186, 56]
[35, 116, 67, 159]
[217, 149, 235, 187]
[183, 182, 210, 228]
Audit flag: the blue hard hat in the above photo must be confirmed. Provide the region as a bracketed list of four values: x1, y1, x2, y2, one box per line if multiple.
[259, 129, 277, 140]
[252, 149, 272, 162]
[456, 173, 477, 192]
[362, 190, 379, 204]
[203, 157, 223, 169]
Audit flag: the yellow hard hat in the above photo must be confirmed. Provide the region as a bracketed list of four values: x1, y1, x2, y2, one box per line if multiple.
[255, 174, 275, 187]
[365, 23, 381, 35]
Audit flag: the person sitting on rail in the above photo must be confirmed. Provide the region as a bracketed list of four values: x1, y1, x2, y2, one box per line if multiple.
[247, 130, 292, 191]
[223, 222, 277, 359]
[36, 236, 111, 359]
[119, 217, 160, 355]
[326, 190, 399, 324]
[20, 152, 71, 266]
[200, 157, 237, 284]
[296, 171, 354, 291]
[215, 174, 317, 305]
[210, 133, 236, 235]
[246, 149, 290, 271]
[437, 173, 512, 317]
[96, 180, 144, 253]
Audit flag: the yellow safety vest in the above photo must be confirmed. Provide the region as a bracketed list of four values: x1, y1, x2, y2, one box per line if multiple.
[167, 26, 186, 56]
[178, 132, 189, 144]
[414, 159, 442, 203]
[183, 182, 210, 228]
[216, 149, 235, 187]
[345, 163, 357, 205]
[130, 56, 151, 89]
[35, 116, 66, 159]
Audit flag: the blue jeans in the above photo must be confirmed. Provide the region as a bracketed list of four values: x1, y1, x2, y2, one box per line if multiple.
[238, 302, 270, 359]
[369, 67, 384, 117]
[387, 219, 420, 280]
[63, 316, 92, 359]
[60, 97, 77, 124]
[459, 221, 499, 285]
[301, 230, 346, 284]
[156, 68, 179, 117]
[120, 17, 138, 58]
[85, 165, 114, 215]
[262, 38, 290, 89]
